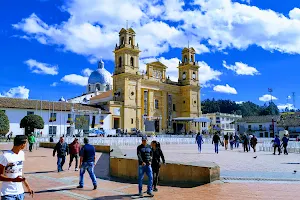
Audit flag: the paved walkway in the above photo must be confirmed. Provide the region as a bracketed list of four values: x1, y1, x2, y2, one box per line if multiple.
[0, 143, 299, 199]
[119, 144, 300, 181]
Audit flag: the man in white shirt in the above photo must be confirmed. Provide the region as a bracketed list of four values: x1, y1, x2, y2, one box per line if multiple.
[0, 135, 33, 200]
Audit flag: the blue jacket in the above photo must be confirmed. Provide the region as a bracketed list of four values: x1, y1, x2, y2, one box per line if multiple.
[196, 135, 203, 144]
[282, 137, 289, 144]
[274, 137, 280, 146]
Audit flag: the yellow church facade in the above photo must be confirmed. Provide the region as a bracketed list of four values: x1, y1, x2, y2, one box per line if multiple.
[92, 27, 202, 133]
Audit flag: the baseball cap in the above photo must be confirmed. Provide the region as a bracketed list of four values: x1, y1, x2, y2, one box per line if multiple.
[142, 135, 147, 141]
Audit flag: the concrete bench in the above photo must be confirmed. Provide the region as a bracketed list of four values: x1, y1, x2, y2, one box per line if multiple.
[39, 142, 220, 186]
[110, 150, 220, 187]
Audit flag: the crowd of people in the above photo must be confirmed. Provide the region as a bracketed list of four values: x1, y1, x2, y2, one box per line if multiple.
[195, 132, 290, 155]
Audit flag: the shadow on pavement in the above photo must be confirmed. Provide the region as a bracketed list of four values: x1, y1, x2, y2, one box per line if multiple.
[34, 188, 74, 194]
[91, 194, 136, 200]
[25, 170, 56, 174]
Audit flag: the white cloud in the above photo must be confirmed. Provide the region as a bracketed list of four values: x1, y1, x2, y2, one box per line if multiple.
[198, 61, 222, 85]
[241, 0, 250, 4]
[14, 0, 300, 65]
[287, 95, 292, 100]
[82, 68, 93, 77]
[259, 94, 278, 102]
[0, 86, 30, 99]
[278, 103, 295, 110]
[24, 59, 58, 75]
[213, 84, 237, 94]
[50, 82, 58, 87]
[289, 8, 300, 20]
[61, 74, 88, 86]
[236, 101, 244, 104]
[223, 61, 260, 75]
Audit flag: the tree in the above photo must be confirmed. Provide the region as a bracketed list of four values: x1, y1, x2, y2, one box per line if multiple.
[0, 111, 9, 136]
[75, 116, 88, 136]
[20, 114, 44, 136]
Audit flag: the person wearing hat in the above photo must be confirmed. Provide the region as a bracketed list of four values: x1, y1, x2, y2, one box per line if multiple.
[77, 138, 97, 190]
[137, 136, 154, 197]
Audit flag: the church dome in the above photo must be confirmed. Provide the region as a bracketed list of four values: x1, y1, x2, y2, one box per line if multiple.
[88, 60, 112, 85]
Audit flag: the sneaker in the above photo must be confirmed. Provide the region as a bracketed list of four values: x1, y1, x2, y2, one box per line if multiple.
[138, 193, 143, 197]
[77, 185, 83, 189]
[153, 187, 158, 192]
[75, 168, 79, 171]
[93, 185, 97, 190]
[147, 191, 154, 197]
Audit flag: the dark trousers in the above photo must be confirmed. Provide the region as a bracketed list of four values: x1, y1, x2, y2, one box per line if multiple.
[69, 154, 79, 168]
[274, 145, 281, 155]
[283, 144, 288, 154]
[152, 165, 160, 188]
[29, 143, 34, 152]
[243, 143, 248, 152]
[251, 144, 257, 152]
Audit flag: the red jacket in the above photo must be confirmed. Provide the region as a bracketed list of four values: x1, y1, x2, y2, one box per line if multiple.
[69, 141, 80, 154]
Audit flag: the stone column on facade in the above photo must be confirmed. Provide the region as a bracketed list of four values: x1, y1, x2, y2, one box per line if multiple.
[136, 78, 142, 130]
[161, 90, 167, 132]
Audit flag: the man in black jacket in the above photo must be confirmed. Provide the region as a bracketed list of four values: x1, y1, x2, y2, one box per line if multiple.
[137, 136, 153, 197]
[212, 133, 221, 154]
[53, 137, 69, 172]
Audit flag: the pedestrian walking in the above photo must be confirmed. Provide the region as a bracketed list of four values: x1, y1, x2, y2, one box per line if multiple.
[212, 133, 221, 154]
[53, 137, 69, 172]
[68, 138, 80, 171]
[6, 132, 12, 142]
[229, 134, 234, 150]
[137, 136, 154, 197]
[0, 135, 34, 200]
[282, 134, 289, 155]
[224, 134, 229, 150]
[250, 135, 258, 152]
[242, 134, 249, 152]
[273, 135, 281, 155]
[151, 141, 165, 192]
[28, 134, 35, 152]
[77, 138, 97, 190]
[196, 133, 204, 153]
[234, 134, 240, 148]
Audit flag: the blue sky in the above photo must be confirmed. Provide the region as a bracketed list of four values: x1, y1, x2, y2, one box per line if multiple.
[1, 0, 300, 111]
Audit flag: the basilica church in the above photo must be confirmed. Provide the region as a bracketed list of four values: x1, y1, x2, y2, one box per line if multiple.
[69, 27, 202, 133]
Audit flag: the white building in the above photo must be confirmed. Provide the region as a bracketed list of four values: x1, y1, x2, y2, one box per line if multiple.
[203, 112, 242, 135]
[236, 115, 280, 138]
[0, 97, 111, 137]
[68, 60, 113, 104]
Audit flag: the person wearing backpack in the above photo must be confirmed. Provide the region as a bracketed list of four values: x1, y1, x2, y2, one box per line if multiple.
[151, 141, 165, 192]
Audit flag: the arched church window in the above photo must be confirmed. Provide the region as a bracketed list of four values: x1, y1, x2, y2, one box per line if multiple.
[121, 37, 124, 45]
[129, 37, 132, 45]
[96, 84, 101, 91]
[182, 72, 186, 80]
[119, 56, 122, 67]
[106, 84, 110, 91]
[130, 57, 134, 67]
[191, 55, 194, 62]
[184, 55, 187, 63]
[88, 85, 91, 92]
[192, 72, 196, 80]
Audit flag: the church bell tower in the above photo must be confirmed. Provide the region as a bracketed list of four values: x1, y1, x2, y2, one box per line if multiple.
[113, 28, 141, 75]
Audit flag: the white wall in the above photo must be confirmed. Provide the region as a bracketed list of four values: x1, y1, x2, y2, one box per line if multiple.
[1, 107, 108, 137]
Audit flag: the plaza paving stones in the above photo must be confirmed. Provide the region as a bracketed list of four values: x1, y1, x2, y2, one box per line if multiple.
[1, 143, 300, 199]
